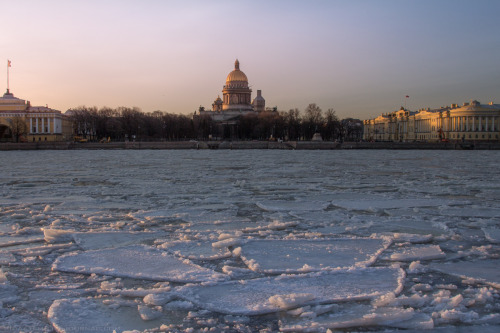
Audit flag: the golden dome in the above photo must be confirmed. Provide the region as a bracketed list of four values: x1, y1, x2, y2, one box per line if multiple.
[226, 59, 248, 83]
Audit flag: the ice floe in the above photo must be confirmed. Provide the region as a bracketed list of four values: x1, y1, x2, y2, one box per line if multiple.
[482, 227, 500, 243]
[256, 200, 330, 212]
[175, 267, 405, 315]
[160, 240, 232, 260]
[0, 251, 16, 264]
[389, 244, 446, 261]
[0, 235, 44, 247]
[0, 270, 18, 305]
[280, 304, 434, 332]
[72, 231, 160, 250]
[48, 297, 178, 333]
[237, 238, 390, 273]
[429, 259, 500, 288]
[52, 245, 227, 283]
[331, 198, 455, 211]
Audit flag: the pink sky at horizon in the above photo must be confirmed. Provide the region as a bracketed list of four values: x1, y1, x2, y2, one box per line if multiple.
[2, 0, 499, 119]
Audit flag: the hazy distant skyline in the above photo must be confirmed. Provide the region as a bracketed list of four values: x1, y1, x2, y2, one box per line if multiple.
[2, 0, 499, 119]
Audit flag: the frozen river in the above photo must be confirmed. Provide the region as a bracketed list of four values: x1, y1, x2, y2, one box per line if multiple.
[1, 149, 499, 332]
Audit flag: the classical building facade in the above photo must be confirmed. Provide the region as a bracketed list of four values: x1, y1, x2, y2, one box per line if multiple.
[198, 59, 268, 124]
[363, 100, 500, 142]
[0, 89, 73, 142]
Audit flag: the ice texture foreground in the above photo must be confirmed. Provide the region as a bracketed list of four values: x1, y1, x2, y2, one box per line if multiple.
[52, 245, 227, 283]
[175, 267, 405, 315]
[2, 150, 500, 332]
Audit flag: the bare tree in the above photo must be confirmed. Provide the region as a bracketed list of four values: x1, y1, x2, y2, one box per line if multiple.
[69, 106, 97, 141]
[283, 108, 301, 141]
[323, 108, 341, 141]
[303, 103, 324, 140]
[341, 118, 364, 142]
[8, 116, 28, 142]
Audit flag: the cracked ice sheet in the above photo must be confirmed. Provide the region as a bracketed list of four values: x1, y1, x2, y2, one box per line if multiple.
[0, 269, 19, 305]
[483, 227, 500, 243]
[160, 240, 231, 260]
[72, 231, 162, 250]
[331, 198, 458, 211]
[175, 267, 405, 315]
[0, 251, 16, 264]
[183, 220, 261, 233]
[428, 259, 500, 288]
[0, 235, 44, 247]
[43, 229, 161, 250]
[0, 223, 19, 234]
[238, 238, 390, 273]
[388, 245, 445, 261]
[52, 245, 227, 283]
[48, 297, 181, 333]
[0, 313, 53, 333]
[438, 207, 500, 218]
[256, 200, 330, 212]
[280, 305, 433, 332]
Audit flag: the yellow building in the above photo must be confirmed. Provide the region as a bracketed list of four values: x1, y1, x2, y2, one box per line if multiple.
[363, 100, 500, 142]
[0, 89, 73, 142]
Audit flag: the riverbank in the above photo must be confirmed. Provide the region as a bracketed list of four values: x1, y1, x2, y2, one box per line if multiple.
[1, 141, 499, 150]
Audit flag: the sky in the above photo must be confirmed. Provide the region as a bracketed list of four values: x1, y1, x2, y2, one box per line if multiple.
[1, 0, 499, 119]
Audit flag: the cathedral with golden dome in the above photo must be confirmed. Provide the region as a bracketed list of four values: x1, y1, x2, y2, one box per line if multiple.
[198, 59, 267, 123]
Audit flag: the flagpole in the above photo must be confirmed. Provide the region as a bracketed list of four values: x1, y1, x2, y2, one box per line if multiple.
[7, 60, 9, 93]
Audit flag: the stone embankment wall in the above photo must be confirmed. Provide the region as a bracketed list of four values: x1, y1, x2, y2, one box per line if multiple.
[1, 141, 499, 150]
[339, 141, 500, 150]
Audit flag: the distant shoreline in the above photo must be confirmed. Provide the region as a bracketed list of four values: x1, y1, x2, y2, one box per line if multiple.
[2, 141, 500, 150]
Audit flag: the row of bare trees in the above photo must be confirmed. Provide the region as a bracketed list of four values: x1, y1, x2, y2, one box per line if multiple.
[69, 104, 363, 142]
[0, 117, 29, 142]
[70, 107, 195, 142]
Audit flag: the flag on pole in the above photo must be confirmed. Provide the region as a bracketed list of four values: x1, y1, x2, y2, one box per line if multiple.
[8, 60, 11, 67]
[405, 95, 409, 98]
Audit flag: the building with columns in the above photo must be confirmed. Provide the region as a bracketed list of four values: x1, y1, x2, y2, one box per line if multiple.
[197, 59, 269, 124]
[363, 100, 500, 142]
[0, 89, 73, 142]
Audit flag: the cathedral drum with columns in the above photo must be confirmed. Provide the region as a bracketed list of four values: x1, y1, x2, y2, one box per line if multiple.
[222, 59, 253, 112]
